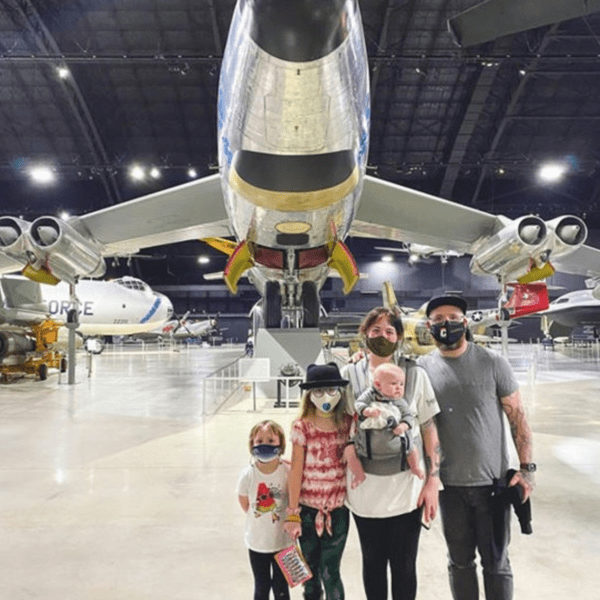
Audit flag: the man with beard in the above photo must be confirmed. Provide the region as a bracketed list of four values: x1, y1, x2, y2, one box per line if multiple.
[418, 295, 535, 600]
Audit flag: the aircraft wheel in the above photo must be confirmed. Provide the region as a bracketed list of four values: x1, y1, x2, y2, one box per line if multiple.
[302, 281, 319, 328]
[265, 281, 281, 328]
[39, 364, 48, 381]
[60, 358, 68, 373]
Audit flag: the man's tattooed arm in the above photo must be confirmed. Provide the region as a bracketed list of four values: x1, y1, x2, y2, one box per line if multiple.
[500, 389, 533, 466]
[501, 389, 535, 498]
[421, 417, 441, 479]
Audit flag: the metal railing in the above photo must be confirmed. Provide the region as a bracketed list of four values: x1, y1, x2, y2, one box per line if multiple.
[200, 345, 351, 415]
[106, 338, 237, 352]
[202, 353, 247, 414]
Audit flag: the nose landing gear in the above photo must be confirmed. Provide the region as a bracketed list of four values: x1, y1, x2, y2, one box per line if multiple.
[264, 279, 320, 329]
[265, 281, 282, 328]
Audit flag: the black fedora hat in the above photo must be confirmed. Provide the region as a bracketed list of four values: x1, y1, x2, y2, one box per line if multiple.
[426, 295, 468, 317]
[300, 363, 349, 390]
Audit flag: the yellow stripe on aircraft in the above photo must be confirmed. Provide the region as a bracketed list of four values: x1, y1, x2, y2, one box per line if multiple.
[223, 240, 254, 294]
[22, 264, 61, 285]
[229, 166, 359, 212]
[518, 261, 555, 284]
[202, 237, 238, 257]
[328, 240, 359, 295]
[382, 281, 398, 310]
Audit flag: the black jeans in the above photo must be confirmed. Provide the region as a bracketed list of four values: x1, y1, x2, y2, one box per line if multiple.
[248, 549, 290, 600]
[352, 507, 422, 600]
[439, 486, 513, 600]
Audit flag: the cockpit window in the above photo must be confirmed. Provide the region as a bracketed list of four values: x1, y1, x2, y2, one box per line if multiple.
[114, 277, 148, 292]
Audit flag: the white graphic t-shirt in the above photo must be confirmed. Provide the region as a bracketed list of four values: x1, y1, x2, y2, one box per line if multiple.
[236, 461, 291, 552]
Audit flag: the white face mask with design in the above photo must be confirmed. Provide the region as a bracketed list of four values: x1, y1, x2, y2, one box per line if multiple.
[310, 388, 342, 413]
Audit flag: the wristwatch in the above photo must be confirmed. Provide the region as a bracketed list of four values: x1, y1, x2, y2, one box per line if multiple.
[519, 462, 537, 472]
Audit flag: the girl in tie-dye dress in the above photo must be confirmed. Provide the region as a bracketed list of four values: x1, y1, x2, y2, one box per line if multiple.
[284, 363, 364, 600]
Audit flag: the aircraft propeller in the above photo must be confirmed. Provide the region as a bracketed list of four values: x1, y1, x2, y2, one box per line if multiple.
[171, 311, 192, 337]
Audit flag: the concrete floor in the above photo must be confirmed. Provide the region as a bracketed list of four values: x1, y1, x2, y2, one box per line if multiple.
[1, 342, 599, 599]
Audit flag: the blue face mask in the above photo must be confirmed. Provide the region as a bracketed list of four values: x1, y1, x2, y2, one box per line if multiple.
[252, 444, 281, 463]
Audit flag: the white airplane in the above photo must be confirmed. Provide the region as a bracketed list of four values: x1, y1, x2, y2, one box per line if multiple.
[0, 275, 173, 336]
[142, 312, 218, 341]
[541, 288, 600, 339]
[1, 0, 599, 334]
[374, 242, 464, 266]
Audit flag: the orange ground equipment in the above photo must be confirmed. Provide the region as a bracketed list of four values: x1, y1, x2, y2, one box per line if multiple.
[0, 319, 67, 381]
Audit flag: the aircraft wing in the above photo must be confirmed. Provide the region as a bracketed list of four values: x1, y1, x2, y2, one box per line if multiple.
[551, 245, 600, 279]
[79, 173, 231, 255]
[351, 175, 499, 253]
[0, 254, 23, 276]
[0, 276, 48, 324]
[352, 175, 600, 279]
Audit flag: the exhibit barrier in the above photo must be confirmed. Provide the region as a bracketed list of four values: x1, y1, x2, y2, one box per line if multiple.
[107, 338, 237, 352]
[201, 360, 303, 414]
[202, 355, 245, 415]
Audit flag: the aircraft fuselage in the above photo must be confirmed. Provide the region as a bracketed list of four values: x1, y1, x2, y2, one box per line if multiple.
[217, 0, 369, 323]
[44, 279, 172, 336]
[543, 289, 600, 329]
[1, 276, 172, 336]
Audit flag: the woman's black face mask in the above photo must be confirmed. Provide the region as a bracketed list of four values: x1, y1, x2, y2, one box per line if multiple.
[429, 320, 466, 346]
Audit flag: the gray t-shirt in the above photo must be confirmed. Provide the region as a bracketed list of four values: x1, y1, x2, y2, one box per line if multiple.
[418, 343, 518, 486]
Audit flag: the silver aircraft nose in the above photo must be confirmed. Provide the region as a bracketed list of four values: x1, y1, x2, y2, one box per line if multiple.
[249, 0, 350, 61]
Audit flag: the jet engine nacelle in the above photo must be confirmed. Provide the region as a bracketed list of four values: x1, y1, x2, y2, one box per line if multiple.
[27, 217, 106, 283]
[470, 216, 547, 279]
[0, 216, 31, 264]
[544, 215, 588, 257]
[0, 331, 36, 360]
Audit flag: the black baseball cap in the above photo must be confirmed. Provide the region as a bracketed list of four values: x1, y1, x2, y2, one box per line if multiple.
[426, 295, 468, 317]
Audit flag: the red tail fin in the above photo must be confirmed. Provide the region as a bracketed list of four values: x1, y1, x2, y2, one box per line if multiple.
[503, 283, 549, 319]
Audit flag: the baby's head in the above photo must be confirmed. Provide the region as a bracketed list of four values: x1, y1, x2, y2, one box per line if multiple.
[373, 363, 405, 399]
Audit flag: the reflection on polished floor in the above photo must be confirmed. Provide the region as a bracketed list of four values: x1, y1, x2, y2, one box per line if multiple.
[1, 342, 599, 599]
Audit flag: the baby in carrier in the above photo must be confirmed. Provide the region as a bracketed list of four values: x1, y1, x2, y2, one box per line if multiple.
[355, 363, 424, 479]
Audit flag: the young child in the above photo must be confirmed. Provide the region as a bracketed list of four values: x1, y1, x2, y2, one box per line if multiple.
[237, 420, 291, 600]
[355, 363, 425, 479]
[285, 363, 356, 600]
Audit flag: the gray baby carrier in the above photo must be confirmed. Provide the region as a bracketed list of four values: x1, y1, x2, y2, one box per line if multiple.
[349, 357, 418, 476]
